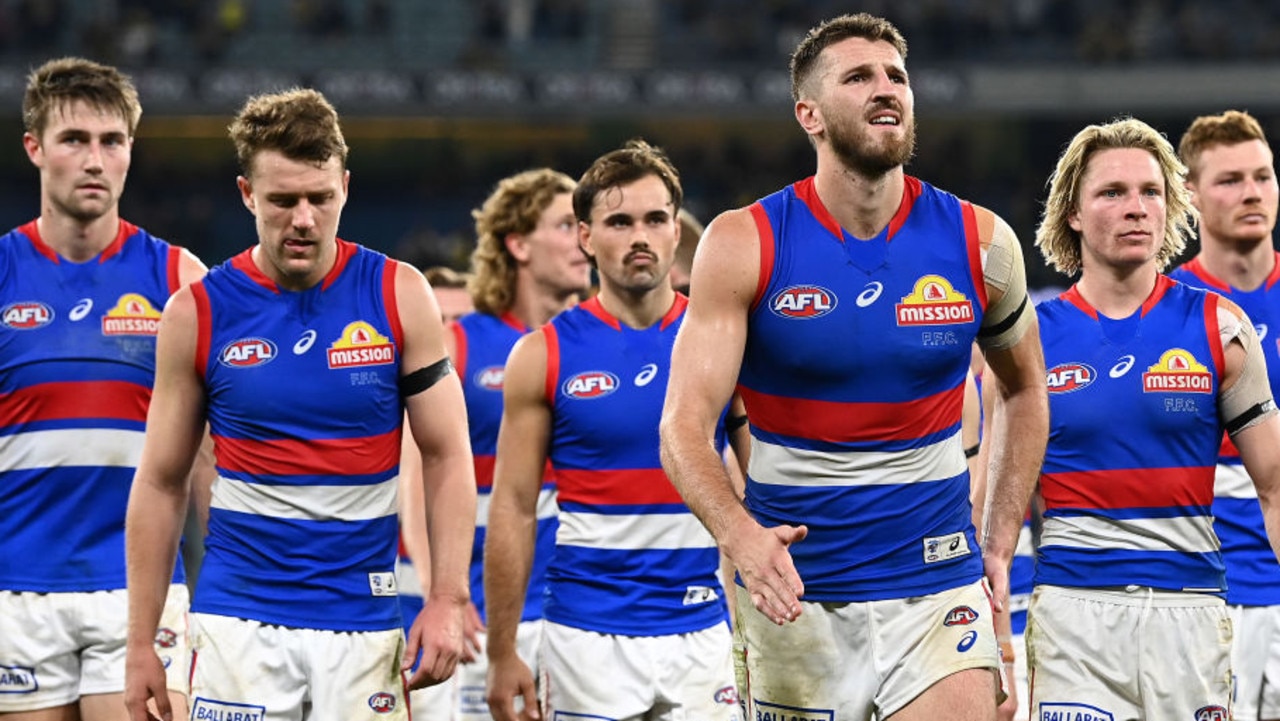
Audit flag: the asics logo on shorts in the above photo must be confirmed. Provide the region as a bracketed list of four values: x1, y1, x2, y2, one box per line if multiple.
[956, 630, 978, 652]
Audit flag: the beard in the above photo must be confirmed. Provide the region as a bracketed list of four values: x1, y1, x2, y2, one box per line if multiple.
[827, 111, 917, 177]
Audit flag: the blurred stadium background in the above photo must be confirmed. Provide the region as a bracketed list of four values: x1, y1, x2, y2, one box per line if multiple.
[3, 0, 1280, 294]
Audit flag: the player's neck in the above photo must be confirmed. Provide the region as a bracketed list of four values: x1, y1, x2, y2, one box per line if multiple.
[595, 283, 676, 329]
[813, 160, 904, 241]
[1195, 235, 1275, 292]
[1075, 262, 1160, 319]
[509, 283, 578, 329]
[37, 210, 120, 263]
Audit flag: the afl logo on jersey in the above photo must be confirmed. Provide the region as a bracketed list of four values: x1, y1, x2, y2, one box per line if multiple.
[1142, 348, 1213, 393]
[475, 365, 505, 391]
[770, 285, 837, 319]
[219, 337, 277, 367]
[1046, 363, 1096, 393]
[2, 301, 53, 329]
[563, 371, 619, 399]
[896, 275, 975, 326]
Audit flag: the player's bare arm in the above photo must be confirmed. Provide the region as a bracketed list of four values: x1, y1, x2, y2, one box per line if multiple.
[660, 206, 807, 627]
[484, 328, 553, 721]
[972, 206, 1048, 612]
[397, 261, 478, 689]
[1215, 298, 1280, 563]
[124, 286, 207, 721]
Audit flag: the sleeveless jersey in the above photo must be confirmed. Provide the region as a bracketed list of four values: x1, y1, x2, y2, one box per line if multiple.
[542, 295, 726, 636]
[739, 175, 987, 601]
[0, 219, 185, 591]
[1170, 255, 1280, 605]
[1036, 277, 1225, 593]
[193, 240, 405, 631]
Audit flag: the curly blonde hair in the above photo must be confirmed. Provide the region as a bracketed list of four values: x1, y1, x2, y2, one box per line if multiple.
[1036, 117, 1197, 276]
[468, 168, 576, 315]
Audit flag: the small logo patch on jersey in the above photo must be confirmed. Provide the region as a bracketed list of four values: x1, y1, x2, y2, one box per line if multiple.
[2, 301, 53, 330]
[154, 627, 178, 648]
[102, 293, 161, 336]
[1142, 349, 1213, 393]
[368, 692, 397, 714]
[475, 365, 505, 391]
[634, 362, 659, 387]
[293, 329, 317, 355]
[1110, 354, 1136, 378]
[0, 664, 36, 693]
[1196, 705, 1229, 721]
[924, 532, 971, 564]
[682, 585, 720, 605]
[714, 685, 739, 705]
[368, 571, 397, 597]
[895, 275, 975, 326]
[562, 371, 619, 399]
[191, 697, 266, 721]
[1257, 323, 1268, 340]
[1046, 363, 1096, 393]
[327, 321, 395, 369]
[770, 285, 838, 319]
[943, 605, 979, 626]
[1039, 702, 1114, 721]
[219, 338, 277, 368]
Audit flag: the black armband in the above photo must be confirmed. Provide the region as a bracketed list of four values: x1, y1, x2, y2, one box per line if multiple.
[399, 357, 454, 398]
[1225, 399, 1278, 437]
[976, 293, 1029, 339]
[726, 414, 749, 432]
[964, 443, 981, 459]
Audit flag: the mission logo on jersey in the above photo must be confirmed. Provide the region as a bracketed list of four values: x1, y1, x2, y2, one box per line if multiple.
[770, 284, 838, 319]
[1142, 348, 1213, 393]
[895, 275, 974, 326]
[2, 301, 53, 330]
[327, 321, 395, 369]
[1047, 362, 1096, 393]
[102, 293, 162, 336]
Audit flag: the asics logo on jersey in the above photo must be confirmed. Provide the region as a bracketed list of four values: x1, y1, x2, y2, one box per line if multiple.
[770, 285, 837, 319]
[856, 281, 884, 307]
[476, 365, 504, 391]
[943, 606, 979, 626]
[69, 298, 93, 321]
[1046, 363, 1095, 393]
[1109, 355, 1135, 378]
[219, 338, 277, 368]
[1, 301, 53, 329]
[293, 329, 317, 354]
[368, 693, 397, 714]
[1196, 706, 1228, 721]
[634, 363, 659, 387]
[1257, 323, 1268, 341]
[563, 371, 619, 399]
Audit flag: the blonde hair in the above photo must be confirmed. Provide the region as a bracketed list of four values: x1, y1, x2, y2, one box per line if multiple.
[468, 168, 576, 315]
[1178, 109, 1270, 181]
[1036, 117, 1197, 276]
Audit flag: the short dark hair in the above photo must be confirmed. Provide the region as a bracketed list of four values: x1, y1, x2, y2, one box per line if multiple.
[23, 57, 142, 138]
[790, 13, 908, 102]
[573, 138, 682, 223]
[228, 88, 349, 177]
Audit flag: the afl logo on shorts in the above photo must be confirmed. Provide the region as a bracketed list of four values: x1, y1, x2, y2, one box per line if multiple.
[714, 685, 739, 705]
[562, 371, 619, 399]
[1196, 706, 1228, 721]
[770, 285, 837, 319]
[2, 301, 53, 329]
[368, 693, 396, 714]
[154, 627, 178, 648]
[475, 365, 505, 391]
[1046, 363, 1096, 393]
[219, 337, 277, 368]
[942, 605, 978, 626]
